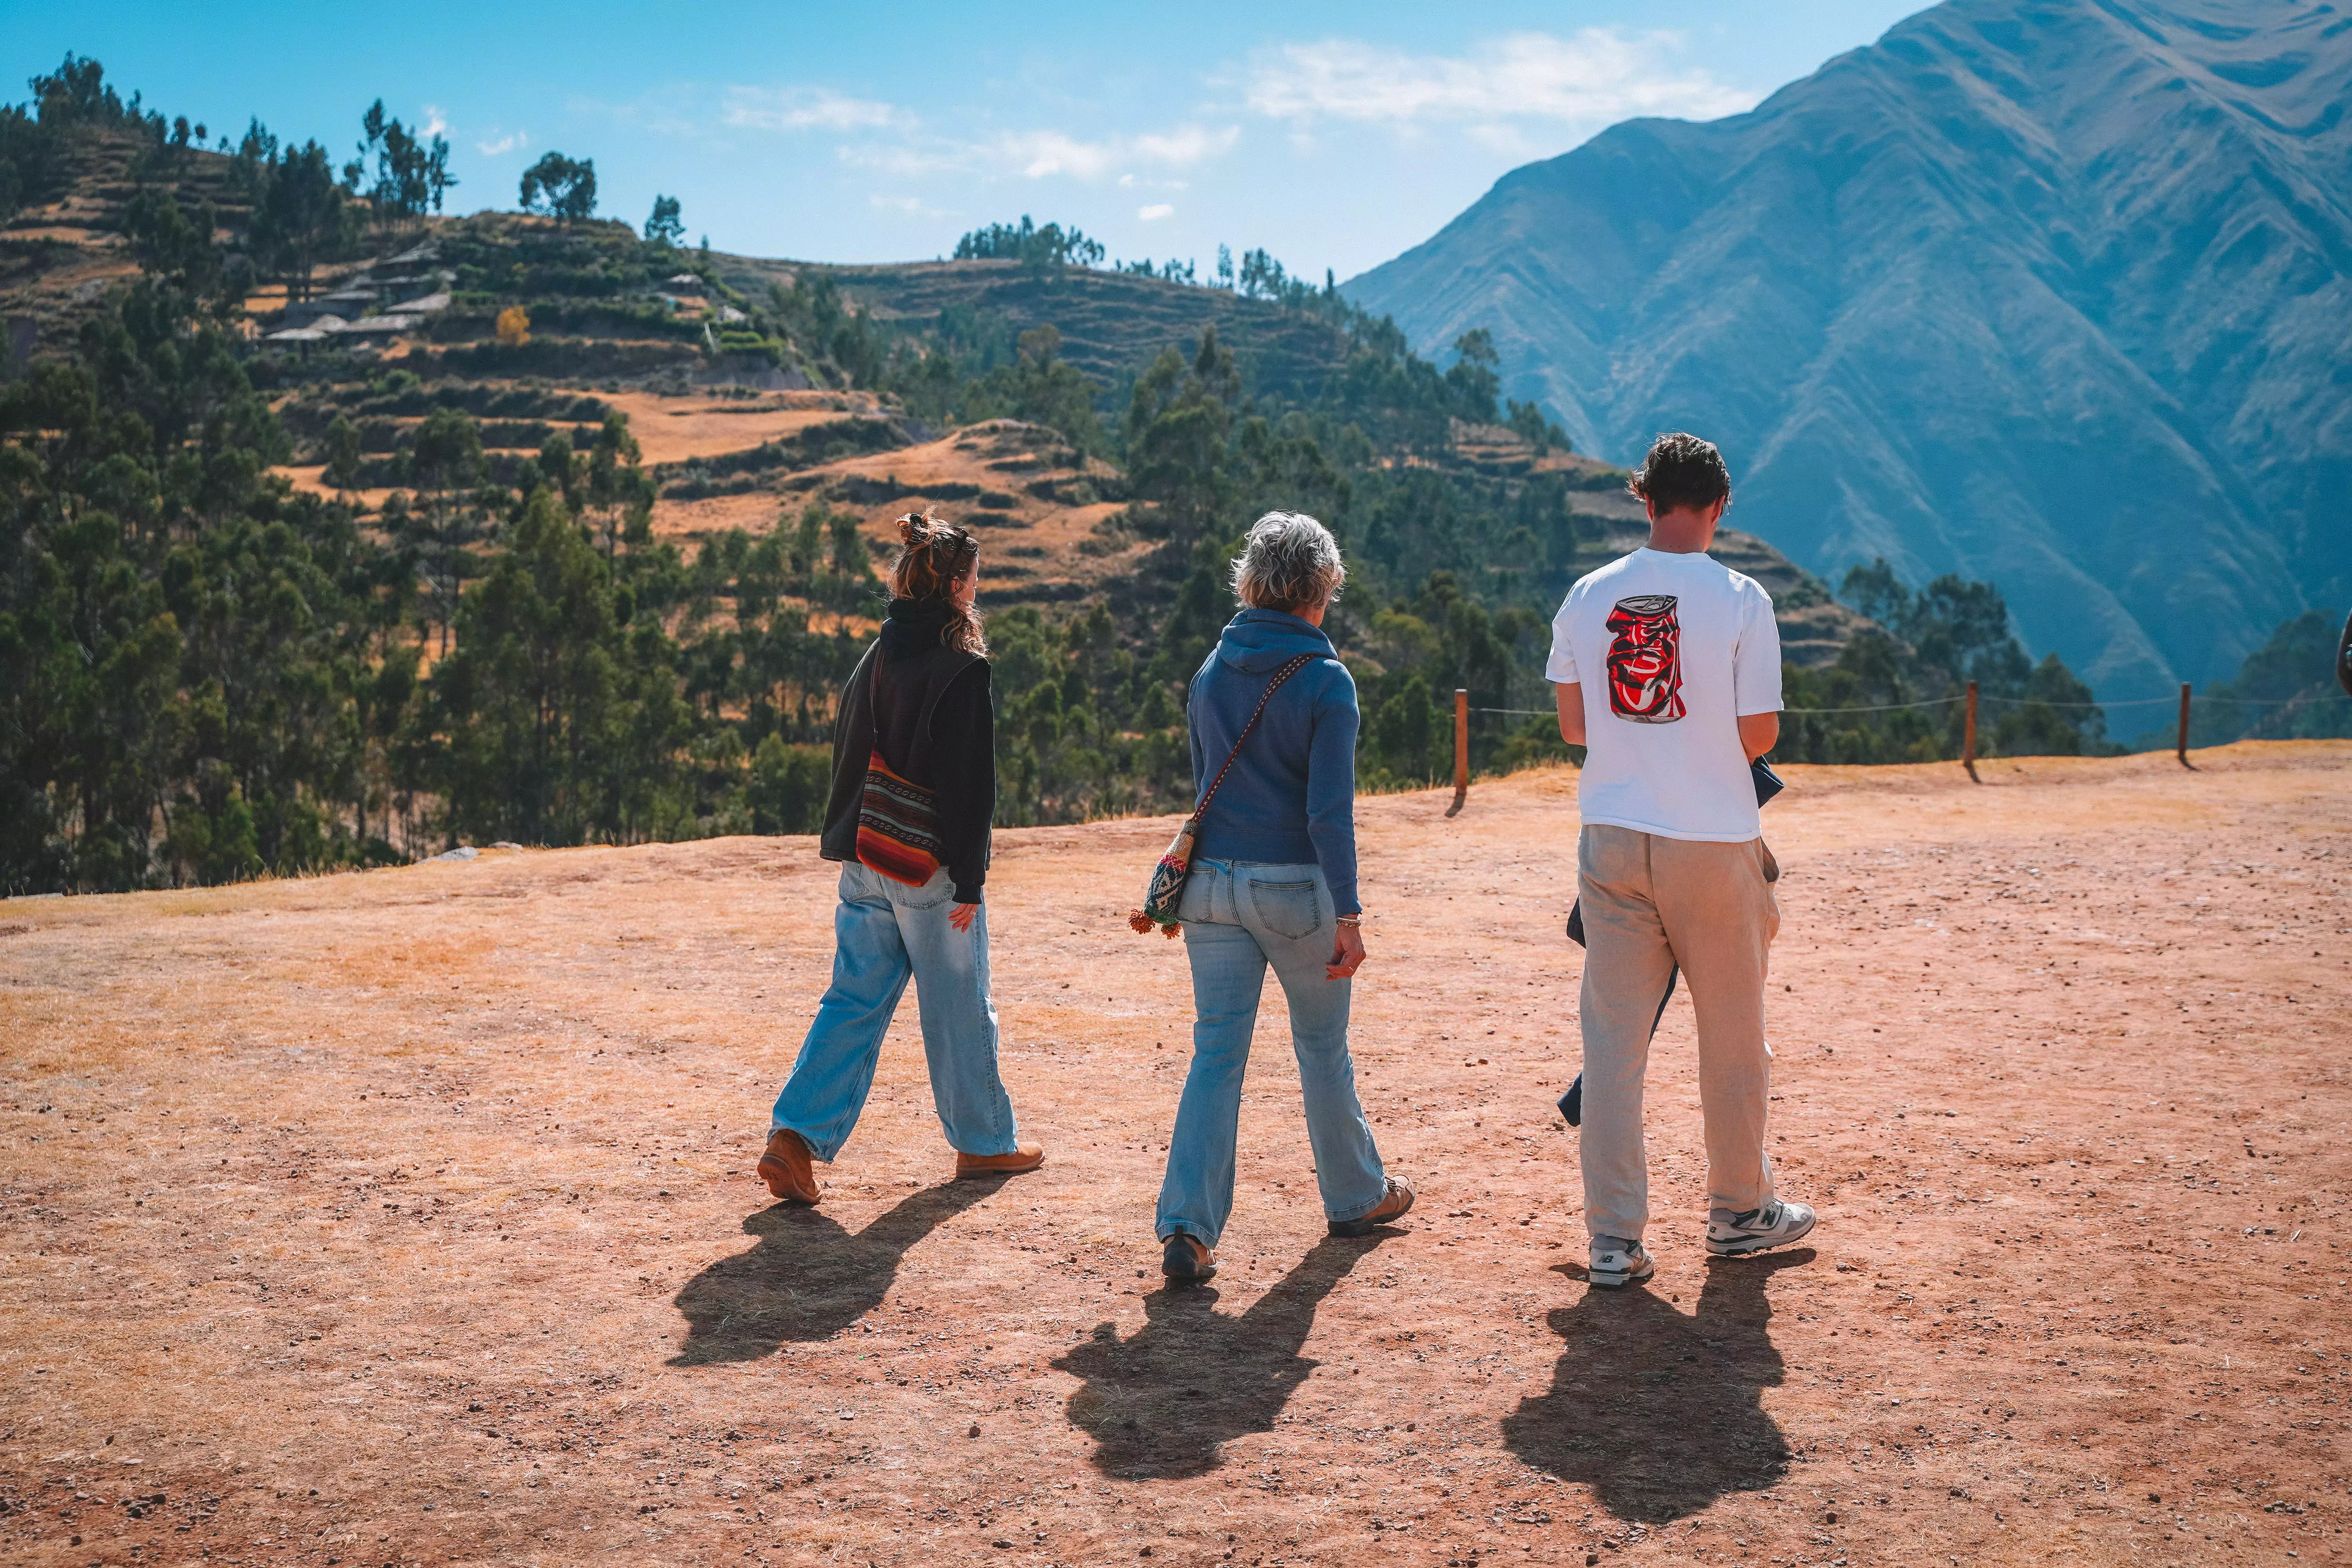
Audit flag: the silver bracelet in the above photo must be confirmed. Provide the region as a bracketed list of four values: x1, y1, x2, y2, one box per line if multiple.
[1335, 914, 1362, 927]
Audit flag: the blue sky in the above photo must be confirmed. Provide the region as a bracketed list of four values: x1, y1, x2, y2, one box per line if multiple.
[3, 0, 1929, 279]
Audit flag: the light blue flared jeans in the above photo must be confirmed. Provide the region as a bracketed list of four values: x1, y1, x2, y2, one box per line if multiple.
[769, 863, 1021, 1161]
[1156, 858, 1388, 1247]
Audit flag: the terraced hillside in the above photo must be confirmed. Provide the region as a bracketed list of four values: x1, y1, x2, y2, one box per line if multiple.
[198, 212, 1862, 638]
[720, 254, 1359, 402]
[0, 125, 251, 356]
[0, 102, 1873, 637]
[4, 68, 2122, 898]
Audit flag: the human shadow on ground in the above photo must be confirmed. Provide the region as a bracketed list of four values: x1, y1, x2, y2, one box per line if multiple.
[670, 1180, 1000, 1365]
[1503, 1249, 1814, 1522]
[1053, 1232, 1391, 1480]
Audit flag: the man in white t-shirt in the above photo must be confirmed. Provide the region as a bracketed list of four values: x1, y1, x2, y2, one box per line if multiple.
[1547, 432, 1815, 1288]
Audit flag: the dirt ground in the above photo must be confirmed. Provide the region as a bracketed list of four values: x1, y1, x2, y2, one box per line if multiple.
[2, 742, 2347, 1568]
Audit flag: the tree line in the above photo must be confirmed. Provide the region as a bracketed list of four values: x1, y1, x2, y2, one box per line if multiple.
[3, 62, 2196, 899]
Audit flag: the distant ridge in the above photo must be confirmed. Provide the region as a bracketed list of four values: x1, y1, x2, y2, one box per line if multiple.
[1345, 0, 2352, 699]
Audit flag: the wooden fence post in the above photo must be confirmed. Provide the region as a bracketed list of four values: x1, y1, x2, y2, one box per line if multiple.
[1448, 689, 1470, 816]
[1962, 681, 1980, 783]
[2177, 682, 2194, 769]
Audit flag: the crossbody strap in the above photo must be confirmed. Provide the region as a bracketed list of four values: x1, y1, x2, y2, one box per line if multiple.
[1192, 653, 1316, 824]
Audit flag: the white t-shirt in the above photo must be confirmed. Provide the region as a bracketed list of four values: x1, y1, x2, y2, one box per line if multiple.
[1545, 547, 1782, 842]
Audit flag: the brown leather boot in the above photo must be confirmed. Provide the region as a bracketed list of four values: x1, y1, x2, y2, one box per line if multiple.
[954, 1143, 1045, 1179]
[1328, 1175, 1416, 1237]
[757, 1128, 820, 1204]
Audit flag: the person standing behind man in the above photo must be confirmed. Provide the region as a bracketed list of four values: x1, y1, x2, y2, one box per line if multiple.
[1548, 433, 1813, 1289]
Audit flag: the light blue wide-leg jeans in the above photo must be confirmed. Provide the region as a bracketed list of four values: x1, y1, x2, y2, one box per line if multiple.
[1156, 858, 1388, 1247]
[769, 863, 1020, 1161]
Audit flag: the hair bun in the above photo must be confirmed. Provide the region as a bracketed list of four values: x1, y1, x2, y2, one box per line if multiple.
[897, 512, 922, 546]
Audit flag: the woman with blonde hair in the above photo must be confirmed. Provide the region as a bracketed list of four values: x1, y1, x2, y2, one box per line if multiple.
[757, 512, 1042, 1203]
[1155, 511, 1413, 1282]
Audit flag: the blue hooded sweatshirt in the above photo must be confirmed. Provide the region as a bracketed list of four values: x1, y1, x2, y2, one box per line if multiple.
[1187, 608, 1361, 915]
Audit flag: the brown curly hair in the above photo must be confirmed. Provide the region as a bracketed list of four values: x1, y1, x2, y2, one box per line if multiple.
[886, 510, 986, 655]
[1628, 432, 1732, 514]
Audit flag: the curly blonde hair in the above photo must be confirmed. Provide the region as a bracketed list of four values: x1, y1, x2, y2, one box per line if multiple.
[1230, 511, 1345, 614]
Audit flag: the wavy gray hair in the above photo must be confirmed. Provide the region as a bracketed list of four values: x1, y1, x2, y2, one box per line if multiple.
[1229, 511, 1345, 613]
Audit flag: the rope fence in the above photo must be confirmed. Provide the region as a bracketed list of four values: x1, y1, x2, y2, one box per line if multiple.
[1473, 691, 2343, 719]
[1446, 679, 2349, 808]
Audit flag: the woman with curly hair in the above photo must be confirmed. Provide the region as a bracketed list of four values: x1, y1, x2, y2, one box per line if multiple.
[757, 512, 1043, 1203]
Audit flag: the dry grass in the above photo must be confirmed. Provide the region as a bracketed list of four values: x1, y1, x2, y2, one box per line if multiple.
[271, 465, 401, 512]
[647, 421, 1145, 604]
[601, 392, 885, 469]
[1, 740, 2346, 1566]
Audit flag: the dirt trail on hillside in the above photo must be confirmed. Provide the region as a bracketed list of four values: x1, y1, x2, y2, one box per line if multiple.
[2, 743, 2347, 1568]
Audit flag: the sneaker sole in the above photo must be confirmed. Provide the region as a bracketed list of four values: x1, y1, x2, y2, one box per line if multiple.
[1705, 1212, 1817, 1256]
[1588, 1258, 1656, 1290]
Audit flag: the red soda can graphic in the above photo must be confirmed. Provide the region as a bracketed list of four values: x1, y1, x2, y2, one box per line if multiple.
[1604, 594, 1685, 723]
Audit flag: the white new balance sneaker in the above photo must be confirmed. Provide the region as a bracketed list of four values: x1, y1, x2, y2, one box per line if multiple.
[1705, 1199, 1817, 1256]
[1588, 1236, 1656, 1289]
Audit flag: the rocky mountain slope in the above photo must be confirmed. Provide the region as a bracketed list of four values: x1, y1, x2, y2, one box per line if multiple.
[1345, 0, 2352, 699]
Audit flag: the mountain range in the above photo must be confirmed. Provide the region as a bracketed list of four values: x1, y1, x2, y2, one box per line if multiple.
[1346, 0, 2352, 699]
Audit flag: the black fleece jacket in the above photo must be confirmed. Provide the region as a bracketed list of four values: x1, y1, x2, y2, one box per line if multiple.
[818, 599, 995, 901]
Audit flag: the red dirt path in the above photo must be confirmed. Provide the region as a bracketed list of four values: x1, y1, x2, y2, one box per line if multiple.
[1, 741, 2347, 1567]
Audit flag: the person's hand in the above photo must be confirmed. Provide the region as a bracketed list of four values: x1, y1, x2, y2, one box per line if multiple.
[1326, 922, 1366, 980]
[949, 902, 979, 933]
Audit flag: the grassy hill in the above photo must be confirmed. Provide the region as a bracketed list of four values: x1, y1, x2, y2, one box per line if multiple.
[4, 123, 1866, 641]
[76, 203, 1848, 644]
[2, 62, 2119, 895]
[724, 254, 1359, 403]
[1, 123, 250, 354]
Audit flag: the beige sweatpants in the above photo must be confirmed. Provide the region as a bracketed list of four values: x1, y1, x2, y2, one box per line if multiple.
[1577, 824, 1780, 1241]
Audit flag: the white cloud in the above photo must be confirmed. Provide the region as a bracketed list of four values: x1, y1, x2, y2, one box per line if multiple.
[840, 122, 1238, 184]
[420, 105, 449, 139]
[725, 86, 900, 132]
[1139, 203, 1174, 221]
[837, 142, 964, 178]
[991, 123, 1237, 180]
[475, 130, 528, 157]
[1242, 29, 1756, 128]
[575, 88, 702, 138]
[996, 130, 1116, 180]
[1131, 125, 1238, 167]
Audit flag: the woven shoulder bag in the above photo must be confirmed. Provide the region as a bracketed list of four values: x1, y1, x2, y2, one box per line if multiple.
[1128, 653, 1315, 937]
[854, 656, 951, 887]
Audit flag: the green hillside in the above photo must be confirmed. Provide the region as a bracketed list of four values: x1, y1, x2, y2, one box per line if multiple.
[725, 255, 1358, 402]
[2, 58, 2135, 896]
